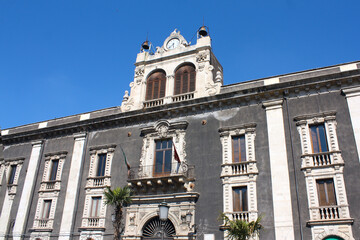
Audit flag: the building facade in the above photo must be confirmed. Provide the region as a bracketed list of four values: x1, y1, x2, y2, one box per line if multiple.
[1, 28, 360, 240]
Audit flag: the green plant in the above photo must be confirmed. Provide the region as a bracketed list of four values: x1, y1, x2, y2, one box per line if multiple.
[220, 213, 263, 240]
[104, 186, 132, 240]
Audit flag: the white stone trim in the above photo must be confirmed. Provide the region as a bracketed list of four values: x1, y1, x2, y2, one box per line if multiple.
[263, 99, 295, 240]
[86, 145, 115, 188]
[32, 196, 58, 230]
[339, 63, 358, 72]
[59, 134, 86, 240]
[12, 142, 43, 240]
[295, 113, 354, 239]
[342, 86, 360, 163]
[139, 120, 188, 177]
[81, 193, 107, 228]
[40, 152, 67, 192]
[219, 123, 258, 234]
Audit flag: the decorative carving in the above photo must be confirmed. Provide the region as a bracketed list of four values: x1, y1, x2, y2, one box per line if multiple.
[215, 70, 223, 83]
[135, 67, 144, 77]
[196, 52, 209, 62]
[123, 90, 129, 102]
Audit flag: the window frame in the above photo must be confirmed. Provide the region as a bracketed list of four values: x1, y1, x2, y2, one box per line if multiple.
[90, 196, 102, 218]
[153, 139, 173, 177]
[232, 186, 248, 212]
[232, 135, 247, 163]
[8, 165, 17, 185]
[309, 123, 329, 153]
[96, 153, 107, 177]
[174, 64, 196, 95]
[145, 71, 167, 101]
[41, 200, 52, 219]
[49, 159, 59, 181]
[316, 178, 337, 206]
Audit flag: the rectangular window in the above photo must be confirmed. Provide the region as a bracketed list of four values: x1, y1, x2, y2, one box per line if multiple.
[49, 160, 59, 181]
[96, 154, 107, 177]
[232, 135, 246, 162]
[154, 139, 172, 176]
[90, 197, 102, 217]
[232, 187, 248, 212]
[41, 200, 52, 219]
[8, 165, 17, 184]
[317, 179, 337, 206]
[310, 124, 328, 153]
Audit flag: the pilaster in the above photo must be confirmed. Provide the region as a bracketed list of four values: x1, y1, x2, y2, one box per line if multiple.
[263, 99, 295, 240]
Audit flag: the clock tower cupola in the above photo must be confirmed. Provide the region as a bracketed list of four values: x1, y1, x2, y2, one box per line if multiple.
[121, 27, 223, 112]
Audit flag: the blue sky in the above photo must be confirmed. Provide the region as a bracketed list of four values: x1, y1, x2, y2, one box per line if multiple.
[1, 0, 359, 129]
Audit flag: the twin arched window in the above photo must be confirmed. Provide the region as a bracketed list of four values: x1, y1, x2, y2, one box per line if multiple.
[145, 64, 196, 101]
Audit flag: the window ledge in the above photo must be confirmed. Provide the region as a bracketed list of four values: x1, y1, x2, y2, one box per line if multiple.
[78, 227, 106, 231]
[307, 218, 354, 226]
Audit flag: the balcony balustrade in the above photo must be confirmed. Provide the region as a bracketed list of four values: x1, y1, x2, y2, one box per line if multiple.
[221, 161, 258, 177]
[86, 176, 110, 188]
[143, 98, 164, 108]
[34, 219, 53, 229]
[172, 92, 194, 103]
[128, 163, 194, 189]
[39, 181, 61, 191]
[301, 151, 343, 169]
[309, 205, 351, 221]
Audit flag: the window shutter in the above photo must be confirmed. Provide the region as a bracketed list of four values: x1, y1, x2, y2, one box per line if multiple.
[146, 81, 153, 100]
[159, 77, 166, 98]
[153, 80, 159, 99]
[182, 71, 188, 94]
[317, 180, 327, 206]
[190, 70, 196, 92]
[326, 180, 337, 205]
[174, 65, 196, 95]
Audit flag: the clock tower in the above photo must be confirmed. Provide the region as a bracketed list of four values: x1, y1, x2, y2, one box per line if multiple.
[121, 28, 223, 112]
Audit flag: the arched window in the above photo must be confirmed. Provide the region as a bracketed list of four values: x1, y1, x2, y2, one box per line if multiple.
[323, 237, 344, 240]
[174, 64, 196, 95]
[146, 70, 166, 101]
[142, 216, 175, 239]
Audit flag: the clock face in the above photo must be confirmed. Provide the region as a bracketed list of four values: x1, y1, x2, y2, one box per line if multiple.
[166, 38, 180, 49]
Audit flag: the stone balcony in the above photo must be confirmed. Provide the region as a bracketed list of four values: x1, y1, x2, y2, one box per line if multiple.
[127, 163, 195, 193]
[85, 176, 111, 189]
[307, 205, 354, 226]
[39, 180, 61, 191]
[301, 151, 343, 170]
[221, 161, 258, 177]
[32, 218, 53, 230]
[80, 217, 106, 230]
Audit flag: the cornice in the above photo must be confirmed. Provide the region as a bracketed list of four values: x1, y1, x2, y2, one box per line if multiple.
[2, 71, 360, 145]
[294, 111, 336, 122]
[218, 123, 257, 133]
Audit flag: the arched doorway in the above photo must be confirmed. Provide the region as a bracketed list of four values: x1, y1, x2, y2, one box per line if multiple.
[324, 236, 344, 240]
[142, 216, 176, 240]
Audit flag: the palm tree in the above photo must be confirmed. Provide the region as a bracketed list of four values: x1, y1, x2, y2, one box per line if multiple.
[104, 186, 132, 240]
[220, 213, 263, 240]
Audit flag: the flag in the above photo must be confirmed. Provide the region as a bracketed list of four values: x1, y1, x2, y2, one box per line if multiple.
[173, 143, 181, 163]
[173, 142, 181, 173]
[120, 145, 131, 173]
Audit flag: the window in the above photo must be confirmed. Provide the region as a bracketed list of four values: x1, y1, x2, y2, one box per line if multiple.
[233, 187, 248, 212]
[96, 153, 106, 177]
[310, 124, 328, 153]
[41, 200, 52, 219]
[232, 135, 246, 162]
[317, 179, 336, 206]
[49, 160, 59, 181]
[174, 65, 196, 95]
[8, 165, 17, 184]
[154, 139, 172, 176]
[146, 71, 166, 101]
[90, 197, 102, 217]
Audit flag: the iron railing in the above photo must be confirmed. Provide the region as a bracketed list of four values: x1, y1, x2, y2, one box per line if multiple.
[128, 163, 194, 181]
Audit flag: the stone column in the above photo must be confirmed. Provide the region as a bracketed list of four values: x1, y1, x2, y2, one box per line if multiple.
[263, 99, 295, 240]
[343, 86, 360, 163]
[12, 141, 43, 240]
[58, 133, 87, 240]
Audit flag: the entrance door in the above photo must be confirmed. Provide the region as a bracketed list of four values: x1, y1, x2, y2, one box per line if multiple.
[142, 216, 175, 240]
